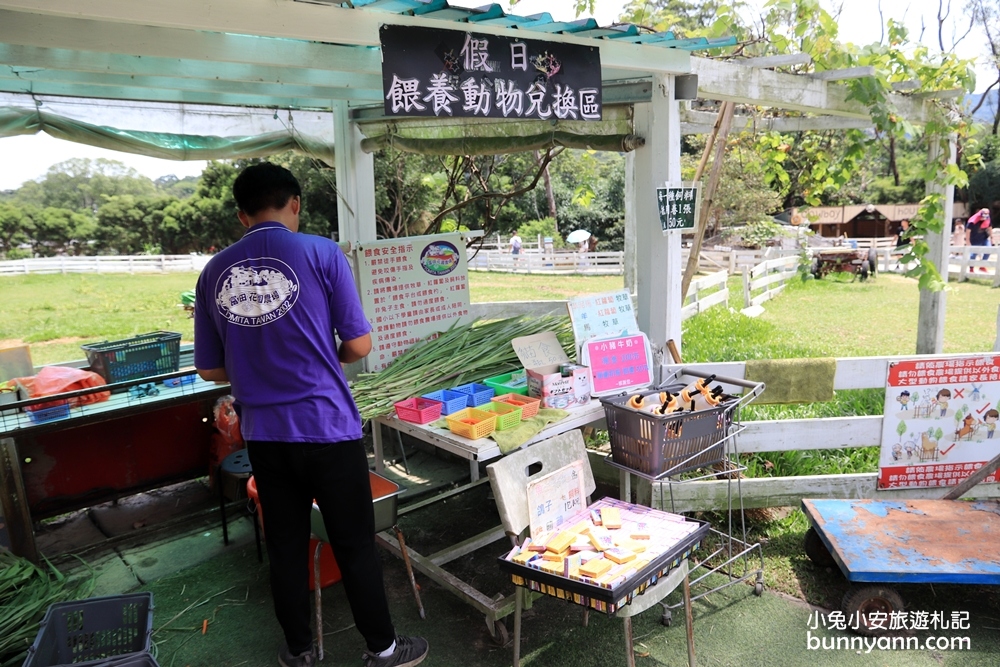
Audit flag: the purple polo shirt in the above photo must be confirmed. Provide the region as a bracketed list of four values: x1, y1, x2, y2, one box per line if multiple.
[194, 222, 371, 443]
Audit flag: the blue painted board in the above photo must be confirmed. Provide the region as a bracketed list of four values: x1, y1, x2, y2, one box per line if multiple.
[801, 498, 1000, 585]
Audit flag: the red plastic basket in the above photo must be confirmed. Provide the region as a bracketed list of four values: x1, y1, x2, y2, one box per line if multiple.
[394, 397, 443, 424]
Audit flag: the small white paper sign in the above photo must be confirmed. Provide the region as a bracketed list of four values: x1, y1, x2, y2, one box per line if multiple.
[526, 460, 586, 538]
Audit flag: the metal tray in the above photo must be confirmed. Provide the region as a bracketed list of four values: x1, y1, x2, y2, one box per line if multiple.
[497, 518, 708, 609]
[311, 471, 404, 540]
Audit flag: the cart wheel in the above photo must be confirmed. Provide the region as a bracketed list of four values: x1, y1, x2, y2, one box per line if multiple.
[661, 609, 673, 626]
[754, 581, 764, 596]
[841, 585, 904, 636]
[867, 249, 878, 278]
[804, 527, 835, 568]
[487, 618, 510, 646]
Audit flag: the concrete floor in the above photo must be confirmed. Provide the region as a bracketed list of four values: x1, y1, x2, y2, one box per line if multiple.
[29, 441, 1000, 667]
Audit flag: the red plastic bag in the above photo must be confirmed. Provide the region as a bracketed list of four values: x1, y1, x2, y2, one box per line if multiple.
[213, 395, 242, 444]
[17, 366, 111, 408]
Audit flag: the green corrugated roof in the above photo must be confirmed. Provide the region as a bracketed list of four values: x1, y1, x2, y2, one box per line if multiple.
[346, 0, 736, 51]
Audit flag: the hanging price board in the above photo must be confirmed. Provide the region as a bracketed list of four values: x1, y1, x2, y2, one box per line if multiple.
[656, 182, 701, 232]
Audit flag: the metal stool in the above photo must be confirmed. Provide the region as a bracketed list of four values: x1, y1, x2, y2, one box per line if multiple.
[218, 448, 262, 562]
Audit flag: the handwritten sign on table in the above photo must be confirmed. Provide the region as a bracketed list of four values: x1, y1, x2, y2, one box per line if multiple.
[527, 460, 585, 538]
[511, 331, 570, 370]
[581, 333, 653, 395]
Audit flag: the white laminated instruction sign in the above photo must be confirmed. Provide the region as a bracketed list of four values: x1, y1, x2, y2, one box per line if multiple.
[358, 233, 472, 371]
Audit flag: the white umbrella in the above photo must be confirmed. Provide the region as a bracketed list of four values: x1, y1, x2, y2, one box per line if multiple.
[566, 230, 591, 244]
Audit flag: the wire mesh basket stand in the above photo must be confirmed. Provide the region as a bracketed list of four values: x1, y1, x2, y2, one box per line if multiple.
[601, 367, 765, 624]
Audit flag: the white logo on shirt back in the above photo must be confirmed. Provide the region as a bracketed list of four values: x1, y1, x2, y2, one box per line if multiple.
[216, 258, 299, 327]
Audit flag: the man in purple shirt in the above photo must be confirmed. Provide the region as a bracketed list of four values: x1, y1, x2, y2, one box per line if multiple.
[195, 163, 427, 667]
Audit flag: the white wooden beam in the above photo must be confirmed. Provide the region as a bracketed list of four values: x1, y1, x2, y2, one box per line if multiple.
[0, 67, 382, 103]
[333, 100, 376, 247]
[0, 0, 691, 76]
[740, 54, 812, 69]
[655, 473, 999, 512]
[0, 43, 383, 92]
[680, 108, 873, 134]
[0, 8, 381, 75]
[692, 56, 928, 122]
[0, 78, 338, 109]
[632, 74, 682, 372]
[810, 66, 876, 81]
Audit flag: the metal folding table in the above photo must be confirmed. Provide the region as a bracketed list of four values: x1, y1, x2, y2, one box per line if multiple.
[370, 399, 606, 643]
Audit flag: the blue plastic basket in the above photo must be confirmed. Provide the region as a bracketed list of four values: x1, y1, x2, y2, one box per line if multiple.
[81, 331, 181, 384]
[421, 389, 470, 415]
[26, 403, 71, 424]
[453, 382, 495, 407]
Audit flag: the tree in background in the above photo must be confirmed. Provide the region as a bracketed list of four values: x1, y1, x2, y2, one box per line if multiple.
[26, 207, 95, 256]
[0, 202, 30, 258]
[15, 158, 156, 212]
[966, 0, 999, 134]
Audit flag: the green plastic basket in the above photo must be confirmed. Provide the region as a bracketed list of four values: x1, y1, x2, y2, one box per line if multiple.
[483, 401, 523, 431]
[483, 370, 529, 396]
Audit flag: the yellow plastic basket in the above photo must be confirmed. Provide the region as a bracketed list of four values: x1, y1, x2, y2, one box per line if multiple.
[483, 401, 523, 431]
[445, 408, 497, 440]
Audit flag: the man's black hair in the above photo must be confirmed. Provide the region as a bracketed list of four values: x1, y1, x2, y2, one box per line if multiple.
[232, 162, 302, 216]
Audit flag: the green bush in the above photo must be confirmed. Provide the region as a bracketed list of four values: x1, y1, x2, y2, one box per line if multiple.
[516, 217, 567, 249]
[4, 247, 31, 260]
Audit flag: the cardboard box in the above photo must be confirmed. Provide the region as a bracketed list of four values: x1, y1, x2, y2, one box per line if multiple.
[512, 332, 591, 409]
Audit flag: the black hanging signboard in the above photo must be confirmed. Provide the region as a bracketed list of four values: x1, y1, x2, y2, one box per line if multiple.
[380, 25, 602, 121]
[656, 183, 701, 232]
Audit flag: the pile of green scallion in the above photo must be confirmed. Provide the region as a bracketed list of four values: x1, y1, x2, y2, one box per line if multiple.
[351, 315, 574, 421]
[0, 551, 96, 667]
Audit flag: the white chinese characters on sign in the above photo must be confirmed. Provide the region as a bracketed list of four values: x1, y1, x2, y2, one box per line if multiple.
[385, 75, 426, 114]
[461, 34, 494, 72]
[423, 73, 459, 116]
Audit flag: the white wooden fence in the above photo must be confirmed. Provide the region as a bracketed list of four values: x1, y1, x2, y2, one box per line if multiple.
[741, 255, 800, 309]
[0, 255, 210, 275]
[657, 356, 1000, 512]
[467, 250, 624, 275]
[681, 269, 729, 320]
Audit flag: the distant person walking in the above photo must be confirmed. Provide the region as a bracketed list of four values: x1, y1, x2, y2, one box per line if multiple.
[509, 232, 522, 256]
[966, 208, 991, 273]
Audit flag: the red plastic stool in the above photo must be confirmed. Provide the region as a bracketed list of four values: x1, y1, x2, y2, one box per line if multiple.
[246, 475, 342, 590]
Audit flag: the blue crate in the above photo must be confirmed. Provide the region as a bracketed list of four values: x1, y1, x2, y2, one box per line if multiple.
[26, 403, 71, 424]
[421, 389, 469, 415]
[453, 382, 495, 407]
[163, 374, 197, 388]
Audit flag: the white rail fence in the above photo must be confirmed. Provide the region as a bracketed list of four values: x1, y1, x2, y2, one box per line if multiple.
[467, 250, 624, 275]
[681, 269, 729, 320]
[658, 356, 1000, 512]
[0, 255, 210, 275]
[742, 255, 800, 309]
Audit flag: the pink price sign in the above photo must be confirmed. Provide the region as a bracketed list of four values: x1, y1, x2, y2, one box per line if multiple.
[584, 334, 652, 394]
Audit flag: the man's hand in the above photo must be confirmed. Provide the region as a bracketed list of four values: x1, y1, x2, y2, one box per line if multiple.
[338, 333, 372, 364]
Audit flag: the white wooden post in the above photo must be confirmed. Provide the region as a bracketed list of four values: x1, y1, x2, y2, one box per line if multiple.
[916, 134, 955, 355]
[333, 100, 376, 248]
[624, 154, 637, 296]
[631, 73, 682, 369]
